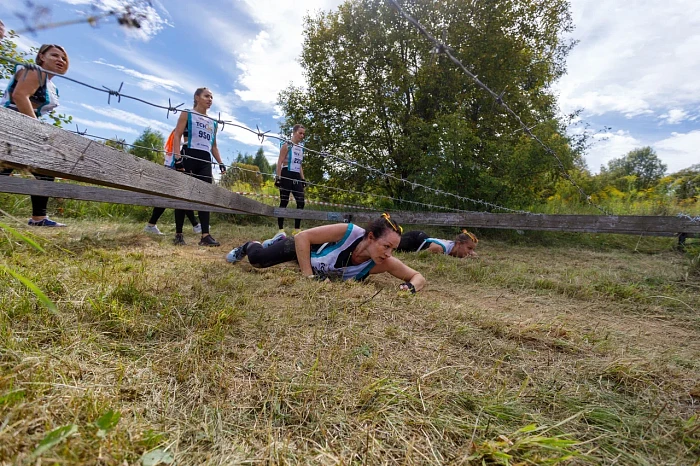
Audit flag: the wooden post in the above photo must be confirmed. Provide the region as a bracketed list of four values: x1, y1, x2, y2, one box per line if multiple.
[0, 176, 245, 214]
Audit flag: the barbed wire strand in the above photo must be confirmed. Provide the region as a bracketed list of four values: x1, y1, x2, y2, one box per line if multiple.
[385, 0, 610, 216]
[0, 52, 533, 215]
[69, 130, 467, 214]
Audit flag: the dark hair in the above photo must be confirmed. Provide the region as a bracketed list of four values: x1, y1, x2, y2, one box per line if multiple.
[364, 213, 403, 239]
[292, 124, 305, 134]
[193, 87, 211, 107]
[456, 229, 478, 244]
[36, 44, 69, 69]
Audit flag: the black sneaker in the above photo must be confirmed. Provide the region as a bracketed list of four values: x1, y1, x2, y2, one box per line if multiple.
[199, 235, 220, 247]
[173, 233, 186, 246]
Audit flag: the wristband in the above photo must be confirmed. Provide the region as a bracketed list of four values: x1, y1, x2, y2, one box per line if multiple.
[401, 282, 416, 294]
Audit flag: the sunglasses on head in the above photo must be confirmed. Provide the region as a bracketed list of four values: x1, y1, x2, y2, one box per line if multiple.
[381, 213, 403, 235]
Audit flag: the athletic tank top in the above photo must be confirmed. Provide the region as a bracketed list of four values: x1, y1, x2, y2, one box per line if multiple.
[419, 238, 455, 255]
[310, 224, 375, 281]
[186, 111, 217, 154]
[284, 142, 304, 173]
[1, 66, 59, 117]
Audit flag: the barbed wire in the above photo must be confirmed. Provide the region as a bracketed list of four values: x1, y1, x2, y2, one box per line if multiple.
[69, 130, 468, 214]
[0, 52, 535, 215]
[385, 0, 611, 216]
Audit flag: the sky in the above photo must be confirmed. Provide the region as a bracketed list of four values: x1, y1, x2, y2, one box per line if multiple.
[0, 0, 698, 175]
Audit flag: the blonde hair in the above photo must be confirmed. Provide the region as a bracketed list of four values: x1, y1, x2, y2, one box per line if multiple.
[456, 229, 478, 244]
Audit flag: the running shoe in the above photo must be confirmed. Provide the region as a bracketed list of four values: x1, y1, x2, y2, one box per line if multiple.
[28, 217, 66, 227]
[173, 233, 186, 246]
[144, 224, 164, 235]
[199, 235, 220, 247]
[226, 244, 246, 263]
[193, 223, 202, 234]
[262, 231, 287, 248]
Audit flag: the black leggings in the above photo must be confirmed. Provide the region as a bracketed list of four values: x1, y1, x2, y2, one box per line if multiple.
[278, 168, 305, 230]
[245, 237, 298, 268]
[149, 207, 198, 226]
[397, 231, 429, 252]
[0, 169, 54, 217]
[175, 155, 212, 234]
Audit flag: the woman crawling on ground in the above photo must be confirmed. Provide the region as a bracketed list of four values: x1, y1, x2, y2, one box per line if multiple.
[397, 229, 478, 258]
[226, 213, 425, 293]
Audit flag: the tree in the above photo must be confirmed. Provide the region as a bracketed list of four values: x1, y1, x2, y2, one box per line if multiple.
[601, 147, 667, 191]
[129, 127, 165, 164]
[253, 147, 272, 174]
[278, 0, 577, 210]
[105, 137, 127, 151]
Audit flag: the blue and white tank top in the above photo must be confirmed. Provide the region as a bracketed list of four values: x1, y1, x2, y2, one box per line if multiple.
[419, 238, 455, 255]
[284, 142, 304, 173]
[310, 224, 375, 281]
[1, 66, 60, 117]
[186, 111, 217, 154]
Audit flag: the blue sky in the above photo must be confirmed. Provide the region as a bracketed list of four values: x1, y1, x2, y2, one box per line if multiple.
[1, 0, 698, 174]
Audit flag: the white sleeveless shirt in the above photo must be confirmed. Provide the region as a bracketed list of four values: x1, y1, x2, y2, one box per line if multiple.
[310, 224, 375, 281]
[285, 142, 304, 173]
[1, 66, 60, 117]
[419, 238, 455, 255]
[186, 111, 217, 153]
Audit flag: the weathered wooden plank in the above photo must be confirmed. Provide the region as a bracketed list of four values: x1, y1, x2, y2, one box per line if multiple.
[0, 108, 274, 216]
[0, 176, 244, 214]
[275, 208, 700, 236]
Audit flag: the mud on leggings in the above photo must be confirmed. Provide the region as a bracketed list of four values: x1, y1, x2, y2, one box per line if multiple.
[149, 207, 197, 226]
[175, 158, 212, 234]
[0, 169, 54, 217]
[245, 237, 298, 268]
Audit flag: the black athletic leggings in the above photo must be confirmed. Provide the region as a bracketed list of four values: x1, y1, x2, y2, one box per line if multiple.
[245, 237, 298, 268]
[278, 168, 305, 230]
[149, 207, 197, 226]
[397, 231, 429, 252]
[0, 169, 54, 217]
[175, 149, 212, 234]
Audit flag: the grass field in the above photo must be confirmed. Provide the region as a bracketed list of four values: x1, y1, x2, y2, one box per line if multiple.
[1, 216, 699, 465]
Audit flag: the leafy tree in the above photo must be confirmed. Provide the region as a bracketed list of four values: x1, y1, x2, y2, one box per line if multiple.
[221, 163, 263, 189]
[128, 127, 165, 164]
[278, 0, 577, 210]
[601, 147, 667, 191]
[253, 147, 272, 174]
[0, 28, 72, 127]
[105, 137, 127, 152]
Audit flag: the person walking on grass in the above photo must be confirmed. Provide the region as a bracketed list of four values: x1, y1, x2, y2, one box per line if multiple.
[397, 229, 479, 258]
[0, 44, 69, 227]
[169, 87, 226, 247]
[226, 213, 426, 293]
[270, 124, 306, 245]
[143, 130, 200, 235]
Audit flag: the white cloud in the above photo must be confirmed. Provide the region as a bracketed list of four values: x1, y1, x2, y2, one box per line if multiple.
[71, 116, 138, 135]
[584, 130, 642, 173]
[56, 0, 170, 41]
[659, 109, 688, 125]
[191, 0, 344, 111]
[93, 59, 184, 93]
[653, 131, 700, 173]
[557, 0, 700, 118]
[80, 103, 172, 135]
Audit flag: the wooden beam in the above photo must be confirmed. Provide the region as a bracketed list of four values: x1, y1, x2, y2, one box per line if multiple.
[0, 176, 244, 214]
[0, 108, 274, 216]
[275, 208, 700, 236]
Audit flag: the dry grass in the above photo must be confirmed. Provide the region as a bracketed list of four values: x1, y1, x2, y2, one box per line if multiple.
[1, 218, 699, 465]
